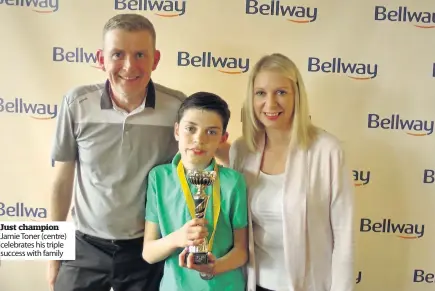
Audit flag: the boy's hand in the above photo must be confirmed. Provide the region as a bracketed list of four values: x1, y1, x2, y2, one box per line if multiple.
[174, 218, 208, 248]
[178, 248, 216, 275]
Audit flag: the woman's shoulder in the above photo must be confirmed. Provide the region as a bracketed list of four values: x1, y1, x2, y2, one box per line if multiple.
[309, 127, 345, 154]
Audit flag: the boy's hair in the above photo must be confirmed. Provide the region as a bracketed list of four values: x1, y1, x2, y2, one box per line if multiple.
[176, 92, 231, 132]
[102, 13, 157, 49]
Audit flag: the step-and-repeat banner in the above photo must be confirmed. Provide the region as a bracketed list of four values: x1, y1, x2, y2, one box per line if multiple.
[0, 0, 434, 290]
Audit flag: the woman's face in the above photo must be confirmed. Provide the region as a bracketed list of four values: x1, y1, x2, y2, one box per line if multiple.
[253, 70, 295, 131]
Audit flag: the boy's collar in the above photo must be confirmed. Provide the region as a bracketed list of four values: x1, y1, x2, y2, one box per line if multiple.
[171, 152, 216, 172]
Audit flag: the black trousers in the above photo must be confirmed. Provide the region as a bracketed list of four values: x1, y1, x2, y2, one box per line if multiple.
[54, 231, 163, 291]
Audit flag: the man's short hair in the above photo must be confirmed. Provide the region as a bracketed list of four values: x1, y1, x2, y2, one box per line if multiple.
[102, 13, 156, 48]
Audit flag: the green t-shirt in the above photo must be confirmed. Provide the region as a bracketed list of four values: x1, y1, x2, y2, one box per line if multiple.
[145, 152, 248, 291]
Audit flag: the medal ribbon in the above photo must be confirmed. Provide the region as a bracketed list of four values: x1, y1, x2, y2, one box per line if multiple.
[177, 160, 220, 252]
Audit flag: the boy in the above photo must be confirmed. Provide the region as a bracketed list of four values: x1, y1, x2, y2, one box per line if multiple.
[142, 92, 248, 290]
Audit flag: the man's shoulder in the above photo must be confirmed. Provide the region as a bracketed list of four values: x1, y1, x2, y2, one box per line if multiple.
[63, 82, 105, 106]
[153, 82, 187, 103]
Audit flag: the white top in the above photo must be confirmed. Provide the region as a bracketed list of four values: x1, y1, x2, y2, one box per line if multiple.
[251, 171, 288, 290]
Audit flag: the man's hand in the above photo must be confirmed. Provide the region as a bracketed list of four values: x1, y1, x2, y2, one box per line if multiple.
[173, 218, 208, 248]
[47, 260, 61, 291]
[178, 248, 216, 275]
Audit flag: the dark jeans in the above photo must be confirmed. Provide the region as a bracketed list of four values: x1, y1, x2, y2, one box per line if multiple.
[54, 231, 163, 291]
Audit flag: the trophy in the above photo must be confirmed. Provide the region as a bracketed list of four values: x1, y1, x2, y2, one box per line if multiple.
[184, 169, 216, 266]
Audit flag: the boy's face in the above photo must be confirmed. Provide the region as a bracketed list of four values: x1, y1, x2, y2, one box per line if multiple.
[175, 108, 228, 170]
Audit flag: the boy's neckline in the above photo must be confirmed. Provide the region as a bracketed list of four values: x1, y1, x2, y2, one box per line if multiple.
[180, 158, 215, 172]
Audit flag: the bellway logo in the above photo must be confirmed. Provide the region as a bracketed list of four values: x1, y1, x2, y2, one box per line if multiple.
[360, 218, 425, 239]
[0, 97, 57, 119]
[115, 0, 186, 17]
[177, 52, 250, 74]
[375, 6, 435, 29]
[245, 0, 317, 23]
[52, 47, 101, 69]
[353, 170, 370, 187]
[0, 201, 47, 219]
[423, 169, 434, 184]
[308, 57, 377, 80]
[368, 114, 433, 136]
[0, 0, 59, 13]
[414, 269, 435, 283]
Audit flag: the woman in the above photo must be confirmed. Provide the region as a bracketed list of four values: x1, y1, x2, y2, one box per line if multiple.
[228, 53, 355, 291]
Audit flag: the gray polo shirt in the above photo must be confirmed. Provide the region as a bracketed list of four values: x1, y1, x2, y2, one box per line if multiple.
[51, 80, 186, 239]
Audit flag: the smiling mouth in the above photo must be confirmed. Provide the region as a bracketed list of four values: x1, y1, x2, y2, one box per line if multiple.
[264, 112, 282, 117]
[119, 76, 140, 80]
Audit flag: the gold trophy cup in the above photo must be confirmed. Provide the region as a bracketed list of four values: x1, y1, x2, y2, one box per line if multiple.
[184, 169, 216, 266]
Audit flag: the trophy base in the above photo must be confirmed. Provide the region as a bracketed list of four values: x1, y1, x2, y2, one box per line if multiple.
[200, 272, 214, 280]
[184, 251, 208, 265]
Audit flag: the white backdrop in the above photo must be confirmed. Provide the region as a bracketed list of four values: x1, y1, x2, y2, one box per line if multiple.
[0, 0, 434, 290]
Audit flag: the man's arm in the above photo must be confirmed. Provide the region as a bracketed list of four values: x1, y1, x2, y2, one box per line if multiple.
[50, 94, 77, 221]
[50, 161, 75, 221]
[47, 93, 77, 291]
[47, 161, 75, 291]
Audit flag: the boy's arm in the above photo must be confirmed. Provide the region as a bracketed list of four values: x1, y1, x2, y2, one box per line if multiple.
[212, 227, 248, 275]
[142, 169, 208, 264]
[181, 173, 249, 275]
[213, 172, 248, 274]
[142, 221, 179, 264]
[143, 220, 209, 264]
[141, 169, 180, 264]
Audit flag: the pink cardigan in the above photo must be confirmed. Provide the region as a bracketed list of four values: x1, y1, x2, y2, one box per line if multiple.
[229, 129, 355, 291]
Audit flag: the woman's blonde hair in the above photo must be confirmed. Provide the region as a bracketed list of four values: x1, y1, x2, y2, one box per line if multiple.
[242, 53, 317, 152]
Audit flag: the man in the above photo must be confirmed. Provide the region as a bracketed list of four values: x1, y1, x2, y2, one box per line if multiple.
[48, 14, 188, 291]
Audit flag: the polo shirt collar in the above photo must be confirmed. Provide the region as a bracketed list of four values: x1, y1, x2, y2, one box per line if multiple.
[100, 79, 156, 110]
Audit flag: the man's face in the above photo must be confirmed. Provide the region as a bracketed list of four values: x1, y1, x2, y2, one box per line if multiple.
[175, 108, 228, 170]
[98, 29, 160, 100]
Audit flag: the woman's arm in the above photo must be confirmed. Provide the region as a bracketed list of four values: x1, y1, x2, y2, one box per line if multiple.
[330, 148, 355, 291]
